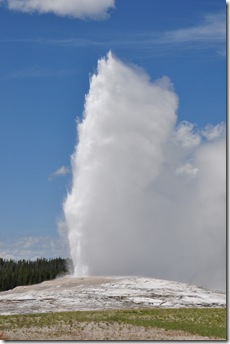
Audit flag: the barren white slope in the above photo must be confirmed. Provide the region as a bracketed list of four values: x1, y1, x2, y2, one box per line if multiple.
[0, 276, 225, 315]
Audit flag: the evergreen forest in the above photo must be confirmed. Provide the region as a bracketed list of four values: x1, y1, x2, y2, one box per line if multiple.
[0, 257, 71, 292]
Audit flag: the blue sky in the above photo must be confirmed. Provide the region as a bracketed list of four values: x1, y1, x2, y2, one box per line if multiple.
[0, 0, 226, 260]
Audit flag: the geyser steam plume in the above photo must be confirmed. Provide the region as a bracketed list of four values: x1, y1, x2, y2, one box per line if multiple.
[64, 52, 226, 291]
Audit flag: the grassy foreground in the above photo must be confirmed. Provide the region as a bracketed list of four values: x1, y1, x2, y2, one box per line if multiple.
[0, 308, 226, 339]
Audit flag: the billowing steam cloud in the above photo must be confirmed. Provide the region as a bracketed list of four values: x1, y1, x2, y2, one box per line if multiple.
[64, 52, 226, 291]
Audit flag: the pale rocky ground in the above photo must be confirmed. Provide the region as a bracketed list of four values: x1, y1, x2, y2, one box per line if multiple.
[0, 276, 225, 315]
[0, 276, 226, 340]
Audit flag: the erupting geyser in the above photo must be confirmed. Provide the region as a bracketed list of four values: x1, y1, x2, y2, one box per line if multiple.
[64, 52, 226, 291]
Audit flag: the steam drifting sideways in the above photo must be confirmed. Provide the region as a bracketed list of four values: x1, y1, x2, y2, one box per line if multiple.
[64, 52, 226, 291]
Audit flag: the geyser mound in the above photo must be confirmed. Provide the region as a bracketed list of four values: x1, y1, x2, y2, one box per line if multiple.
[0, 276, 225, 315]
[64, 52, 226, 291]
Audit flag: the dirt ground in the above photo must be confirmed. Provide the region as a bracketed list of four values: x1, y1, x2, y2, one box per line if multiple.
[3, 321, 219, 341]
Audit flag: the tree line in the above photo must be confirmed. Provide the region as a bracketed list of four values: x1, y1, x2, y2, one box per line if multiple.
[0, 257, 72, 292]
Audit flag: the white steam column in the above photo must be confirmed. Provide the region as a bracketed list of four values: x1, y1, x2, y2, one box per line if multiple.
[63, 52, 226, 291]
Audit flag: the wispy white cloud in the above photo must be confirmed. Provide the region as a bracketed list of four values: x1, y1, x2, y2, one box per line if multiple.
[0, 235, 70, 260]
[49, 166, 70, 181]
[6, 0, 115, 19]
[0, 11, 225, 57]
[136, 11, 225, 56]
[6, 65, 77, 79]
[162, 13, 225, 44]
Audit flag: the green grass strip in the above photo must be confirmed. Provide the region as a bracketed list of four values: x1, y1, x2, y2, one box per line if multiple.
[0, 308, 226, 339]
